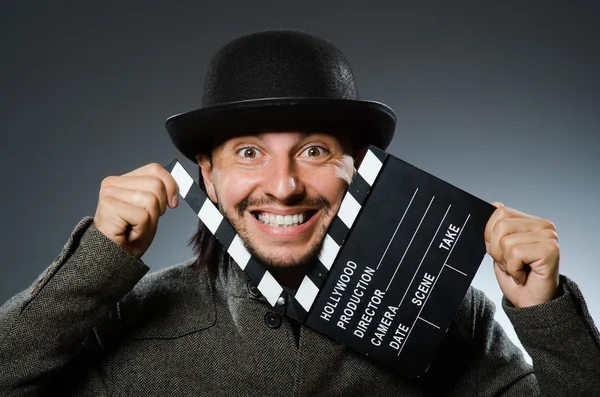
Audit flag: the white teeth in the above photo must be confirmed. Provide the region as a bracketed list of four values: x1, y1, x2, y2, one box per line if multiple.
[257, 212, 309, 227]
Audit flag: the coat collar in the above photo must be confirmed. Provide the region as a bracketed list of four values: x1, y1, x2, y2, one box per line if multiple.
[118, 259, 217, 339]
[214, 259, 270, 305]
[117, 258, 273, 340]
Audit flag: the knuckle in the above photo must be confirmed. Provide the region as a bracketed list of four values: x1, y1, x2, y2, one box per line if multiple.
[99, 184, 114, 197]
[493, 218, 510, 236]
[100, 195, 115, 206]
[147, 163, 164, 176]
[506, 244, 522, 263]
[496, 206, 510, 217]
[130, 190, 145, 206]
[498, 233, 512, 252]
[546, 229, 559, 241]
[134, 190, 158, 210]
[146, 192, 161, 212]
[100, 175, 117, 188]
[541, 219, 557, 231]
[141, 209, 153, 226]
[546, 238, 560, 252]
[148, 177, 165, 196]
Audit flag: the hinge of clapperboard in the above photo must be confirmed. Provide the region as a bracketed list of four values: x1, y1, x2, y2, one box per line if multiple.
[164, 145, 388, 322]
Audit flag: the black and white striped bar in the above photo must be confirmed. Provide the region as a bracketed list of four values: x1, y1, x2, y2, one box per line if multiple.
[165, 160, 284, 308]
[164, 146, 386, 321]
[293, 147, 387, 316]
[167, 144, 498, 377]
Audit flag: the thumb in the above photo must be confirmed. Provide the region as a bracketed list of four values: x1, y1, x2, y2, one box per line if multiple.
[491, 201, 505, 209]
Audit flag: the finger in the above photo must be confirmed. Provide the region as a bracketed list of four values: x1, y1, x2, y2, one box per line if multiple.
[122, 163, 179, 207]
[499, 228, 558, 264]
[97, 195, 154, 241]
[488, 219, 557, 262]
[494, 260, 507, 273]
[102, 175, 170, 213]
[493, 260, 523, 287]
[100, 185, 163, 221]
[505, 239, 559, 278]
[502, 255, 528, 285]
[484, 205, 539, 244]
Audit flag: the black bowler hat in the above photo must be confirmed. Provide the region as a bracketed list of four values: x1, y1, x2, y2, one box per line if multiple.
[166, 30, 397, 163]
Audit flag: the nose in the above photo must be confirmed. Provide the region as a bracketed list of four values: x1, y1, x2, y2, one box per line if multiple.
[261, 155, 305, 201]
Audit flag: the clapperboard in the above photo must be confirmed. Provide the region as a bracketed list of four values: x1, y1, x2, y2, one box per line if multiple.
[164, 146, 495, 377]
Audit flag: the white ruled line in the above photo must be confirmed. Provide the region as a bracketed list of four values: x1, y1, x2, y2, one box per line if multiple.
[385, 196, 436, 292]
[418, 317, 440, 329]
[395, 204, 452, 309]
[376, 188, 419, 270]
[444, 263, 467, 276]
[397, 213, 471, 357]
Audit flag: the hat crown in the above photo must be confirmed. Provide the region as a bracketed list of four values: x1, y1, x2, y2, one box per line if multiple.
[202, 30, 360, 106]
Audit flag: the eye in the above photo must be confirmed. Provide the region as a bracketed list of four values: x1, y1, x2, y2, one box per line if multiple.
[302, 146, 328, 158]
[237, 147, 262, 159]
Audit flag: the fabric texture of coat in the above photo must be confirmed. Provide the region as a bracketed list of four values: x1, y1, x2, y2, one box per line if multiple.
[1, 217, 599, 396]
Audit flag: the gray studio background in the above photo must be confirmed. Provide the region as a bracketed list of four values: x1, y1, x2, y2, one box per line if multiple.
[1, 1, 598, 361]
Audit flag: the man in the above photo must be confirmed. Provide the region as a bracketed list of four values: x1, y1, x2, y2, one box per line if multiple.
[0, 30, 599, 396]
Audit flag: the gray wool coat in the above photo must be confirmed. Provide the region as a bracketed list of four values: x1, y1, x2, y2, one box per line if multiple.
[1, 217, 599, 396]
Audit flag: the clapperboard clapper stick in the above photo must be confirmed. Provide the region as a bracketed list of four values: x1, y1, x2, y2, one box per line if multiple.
[164, 146, 496, 377]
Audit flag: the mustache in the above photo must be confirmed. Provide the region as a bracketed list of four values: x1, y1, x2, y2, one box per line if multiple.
[235, 196, 332, 217]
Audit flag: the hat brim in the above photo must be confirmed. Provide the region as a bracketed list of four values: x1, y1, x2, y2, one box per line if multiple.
[166, 98, 396, 163]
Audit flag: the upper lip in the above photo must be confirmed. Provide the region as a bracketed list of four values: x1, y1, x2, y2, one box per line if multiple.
[250, 207, 317, 216]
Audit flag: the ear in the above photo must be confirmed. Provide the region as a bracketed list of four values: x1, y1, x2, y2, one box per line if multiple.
[196, 154, 218, 203]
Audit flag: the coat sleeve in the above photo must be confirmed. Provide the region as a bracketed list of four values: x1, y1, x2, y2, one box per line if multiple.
[422, 286, 539, 396]
[0, 217, 149, 397]
[432, 277, 599, 396]
[502, 275, 600, 396]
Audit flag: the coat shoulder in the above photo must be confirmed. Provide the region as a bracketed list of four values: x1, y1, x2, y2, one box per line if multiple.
[443, 285, 496, 346]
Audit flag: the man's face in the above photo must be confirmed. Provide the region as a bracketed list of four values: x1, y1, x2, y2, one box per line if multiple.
[197, 132, 355, 269]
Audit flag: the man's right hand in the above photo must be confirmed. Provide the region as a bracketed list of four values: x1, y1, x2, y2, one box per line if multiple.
[93, 163, 179, 259]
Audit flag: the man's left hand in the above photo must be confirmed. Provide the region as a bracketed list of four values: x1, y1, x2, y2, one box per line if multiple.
[484, 202, 560, 308]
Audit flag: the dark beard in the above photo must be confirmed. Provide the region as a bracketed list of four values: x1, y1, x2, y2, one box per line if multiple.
[234, 195, 331, 218]
[244, 228, 326, 270]
[215, 191, 332, 268]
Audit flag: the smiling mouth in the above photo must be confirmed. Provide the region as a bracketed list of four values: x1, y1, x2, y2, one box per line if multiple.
[252, 211, 317, 227]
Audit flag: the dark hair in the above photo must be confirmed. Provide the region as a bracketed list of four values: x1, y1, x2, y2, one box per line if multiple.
[187, 164, 232, 282]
